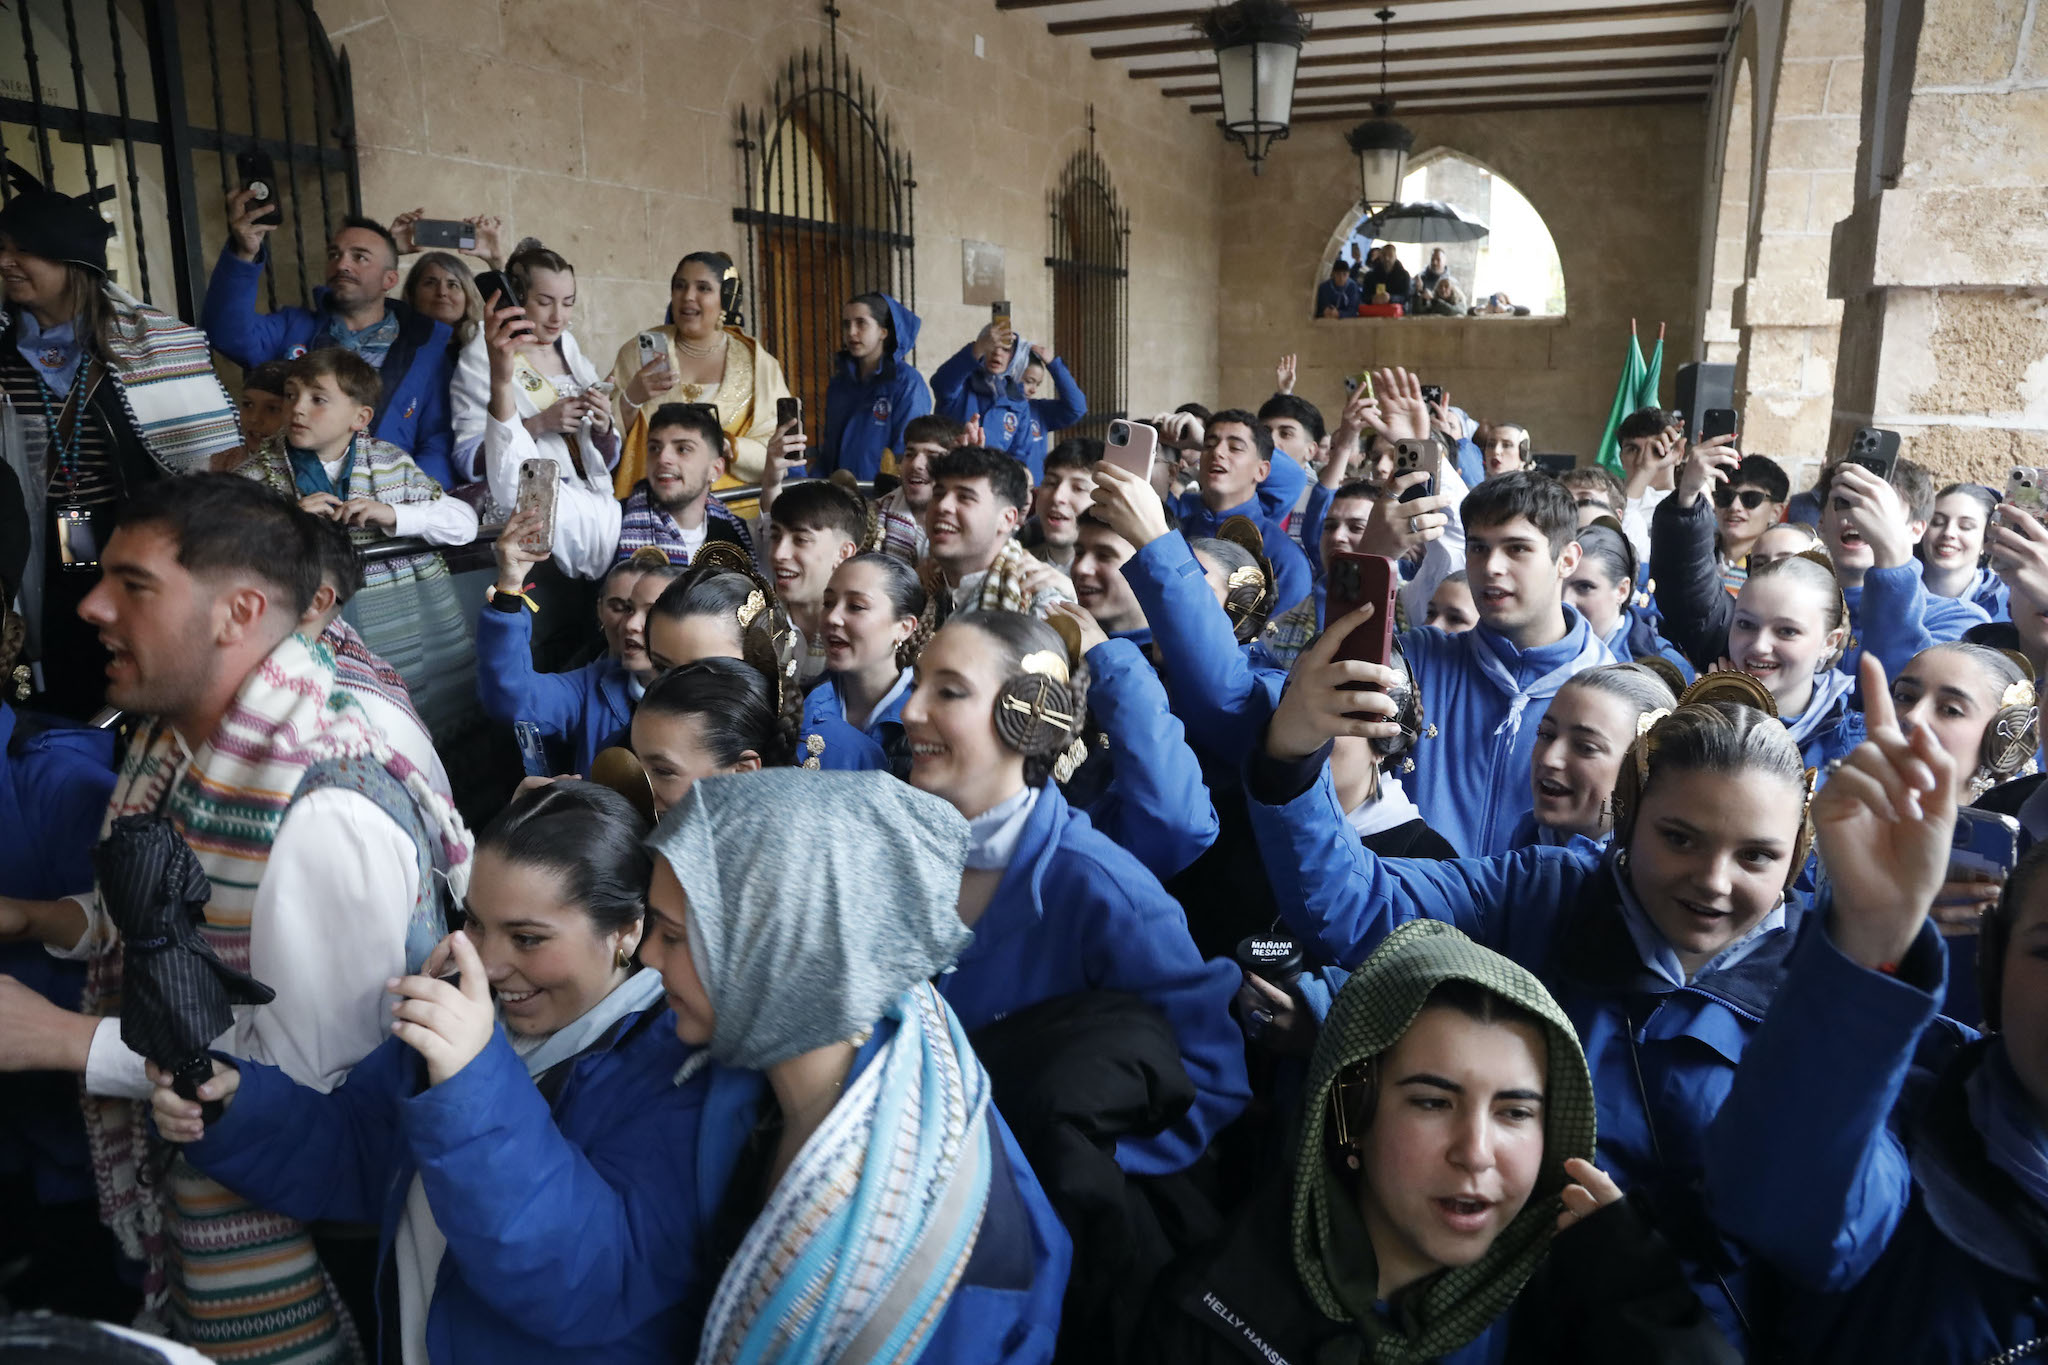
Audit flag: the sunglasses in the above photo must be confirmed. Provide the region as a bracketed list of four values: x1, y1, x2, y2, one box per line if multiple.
[1714, 487, 1772, 510]
[1573, 496, 1612, 512]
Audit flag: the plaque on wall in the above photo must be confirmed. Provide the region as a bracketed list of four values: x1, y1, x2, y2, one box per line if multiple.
[962, 240, 1005, 306]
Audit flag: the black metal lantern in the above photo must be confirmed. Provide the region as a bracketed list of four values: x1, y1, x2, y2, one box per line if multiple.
[1198, 1, 1312, 173]
[1346, 9, 1414, 209]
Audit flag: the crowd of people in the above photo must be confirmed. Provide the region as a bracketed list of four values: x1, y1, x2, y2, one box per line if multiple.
[1315, 246, 1522, 318]
[0, 176, 2044, 1365]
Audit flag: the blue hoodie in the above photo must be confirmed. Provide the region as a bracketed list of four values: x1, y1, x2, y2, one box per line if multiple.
[474, 601, 634, 779]
[819, 295, 933, 482]
[1071, 637, 1219, 881]
[1399, 607, 1616, 856]
[1021, 357, 1087, 474]
[1245, 752, 1806, 1352]
[933, 341, 1039, 475]
[935, 783, 1250, 1177]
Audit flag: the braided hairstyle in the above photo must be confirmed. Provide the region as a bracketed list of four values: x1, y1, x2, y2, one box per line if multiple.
[638, 657, 790, 770]
[949, 610, 1092, 787]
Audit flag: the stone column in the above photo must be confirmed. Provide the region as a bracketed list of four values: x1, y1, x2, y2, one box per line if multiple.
[1731, 0, 1866, 467]
[1827, 0, 2048, 486]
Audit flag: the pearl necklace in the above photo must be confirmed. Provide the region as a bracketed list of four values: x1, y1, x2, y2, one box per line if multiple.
[676, 330, 728, 360]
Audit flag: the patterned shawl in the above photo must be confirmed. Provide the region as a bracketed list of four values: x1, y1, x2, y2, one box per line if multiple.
[77, 631, 470, 1360]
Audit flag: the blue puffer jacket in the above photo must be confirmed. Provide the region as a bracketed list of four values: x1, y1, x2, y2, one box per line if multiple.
[1021, 357, 1088, 476]
[200, 245, 456, 486]
[937, 783, 1250, 1177]
[474, 601, 634, 778]
[798, 668, 913, 775]
[183, 1001, 763, 1364]
[1398, 606, 1616, 856]
[1245, 753, 1804, 1352]
[1706, 914, 2048, 1363]
[1843, 560, 1991, 676]
[1066, 637, 1218, 881]
[933, 342, 1038, 471]
[1173, 485, 1315, 613]
[819, 294, 933, 482]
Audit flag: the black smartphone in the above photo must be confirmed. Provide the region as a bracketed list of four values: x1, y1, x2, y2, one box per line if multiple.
[1701, 408, 1738, 442]
[474, 269, 521, 310]
[412, 218, 476, 251]
[1420, 384, 1444, 409]
[1847, 427, 1901, 481]
[776, 396, 803, 437]
[234, 149, 283, 228]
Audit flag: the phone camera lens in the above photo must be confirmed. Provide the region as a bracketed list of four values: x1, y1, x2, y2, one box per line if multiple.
[1108, 422, 1128, 444]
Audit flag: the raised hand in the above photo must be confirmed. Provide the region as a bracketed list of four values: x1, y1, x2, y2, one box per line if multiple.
[1266, 602, 1404, 760]
[1829, 462, 1915, 568]
[1813, 652, 1955, 970]
[467, 214, 505, 269]
[1275, 353, 1298, 395]
[1047, 599, 1108, 656]
[1361, 475, 1450, 561]
[1088, 460, 1173, 551]
[1988, 499, 2048, 598]
[388, 206, 425, 256]
[225, 188, 279, 262]
[1556, 1157, 1625, 1232]
[495, 507, 549, 588]
[1369, 367, 1430, 441]
[388, 930, 498, 1086]
[1676, 434, 1740, 506]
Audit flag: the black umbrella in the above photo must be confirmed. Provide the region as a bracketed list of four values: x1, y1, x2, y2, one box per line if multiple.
[93, 814, 274, 1122]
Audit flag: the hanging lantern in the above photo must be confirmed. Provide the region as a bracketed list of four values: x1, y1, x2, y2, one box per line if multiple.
[1198, 0, 1312, 174]
[1346, 8, 1414, 209]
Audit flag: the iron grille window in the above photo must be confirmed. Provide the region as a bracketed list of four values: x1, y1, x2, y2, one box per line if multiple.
[1047, 111, 1129, 443]
[732, 14, 915, 426]
[1, 0, 358, 321]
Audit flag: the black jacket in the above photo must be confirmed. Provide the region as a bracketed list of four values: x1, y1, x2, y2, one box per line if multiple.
[1649, 490, 1735, 672]
[973, 992, 1221, 1365]
[1142, 1171, 1739, 1365]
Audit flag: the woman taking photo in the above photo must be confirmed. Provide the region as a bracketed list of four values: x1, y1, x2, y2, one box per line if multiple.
[1918, 482, 2007, 618]
[1515, 662, 1681, 850]
[637, 768, 1069, 1362]
[152, 782, 757, 1364]
[609, 251, 802, 499]
[901, 610, 1249, 1175]
[1249, 620, 1838, 1351]
[454, 240, 614, 497]
[1705, 672, 2046, 1362]
[0, 188, 240, 717]
[1151, 920, 1731, 1364]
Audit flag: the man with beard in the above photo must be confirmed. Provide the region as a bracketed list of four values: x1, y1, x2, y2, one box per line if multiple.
[479, 300, 750, 577]
[202, 192, 456, 486]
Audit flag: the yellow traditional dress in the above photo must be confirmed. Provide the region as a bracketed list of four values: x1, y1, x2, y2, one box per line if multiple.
[606, 324, 794, 506]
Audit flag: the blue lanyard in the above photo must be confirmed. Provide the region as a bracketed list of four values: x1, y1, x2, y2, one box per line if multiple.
[33, 369, 84, 496]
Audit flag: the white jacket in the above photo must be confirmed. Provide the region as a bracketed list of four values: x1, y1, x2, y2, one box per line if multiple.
[450, 328, 611, 493]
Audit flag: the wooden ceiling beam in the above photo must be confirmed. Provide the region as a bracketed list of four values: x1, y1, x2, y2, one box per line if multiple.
[1046, 0, 1471, 37]
[1129, 28, 1728, 80]
[1286, 90, 1709, 120]
[1159, 51, 1714, 97]
[1091, 0, 1734, 61]
[1188, 73, 1707, 112]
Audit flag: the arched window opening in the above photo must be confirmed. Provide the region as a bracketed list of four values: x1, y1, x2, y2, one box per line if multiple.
[735, 23, 915, 427]
[1046, 111, 1129, 442]
[1, 0, 359, 320]
[1325, 151, 1565, 317]
[1703, 60, 1754, 365]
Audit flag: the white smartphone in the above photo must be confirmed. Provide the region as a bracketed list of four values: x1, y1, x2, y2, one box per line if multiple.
[635, 331, 665, 372]
[1105, 419, 1160, 477]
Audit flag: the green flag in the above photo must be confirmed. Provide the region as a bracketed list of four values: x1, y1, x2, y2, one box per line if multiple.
[1595, 328, 1648, 474]
[1636, 328, 1665, 414]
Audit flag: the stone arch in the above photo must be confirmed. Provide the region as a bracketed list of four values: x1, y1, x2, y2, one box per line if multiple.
[1314, 147, 1566, 315]
[1702, 58, 1755, 365]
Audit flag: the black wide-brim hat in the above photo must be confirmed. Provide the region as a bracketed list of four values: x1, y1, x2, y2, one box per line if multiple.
[0, 188, 112, 277]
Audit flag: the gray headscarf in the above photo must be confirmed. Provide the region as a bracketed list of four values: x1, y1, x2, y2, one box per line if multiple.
[645, 769, 972, 1071]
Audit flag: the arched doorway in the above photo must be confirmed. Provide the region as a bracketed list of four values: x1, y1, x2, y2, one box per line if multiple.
[0, 0, 358, 319]
[735, 24, 916, 427]
[1703, 59, 1754, 365]
[1046, 110, 1129, 442]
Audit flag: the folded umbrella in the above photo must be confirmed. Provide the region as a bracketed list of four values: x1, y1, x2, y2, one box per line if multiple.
[93, 813, 274, 1120]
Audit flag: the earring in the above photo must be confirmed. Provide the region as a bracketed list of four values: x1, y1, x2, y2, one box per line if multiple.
[615, 944, 633, 972]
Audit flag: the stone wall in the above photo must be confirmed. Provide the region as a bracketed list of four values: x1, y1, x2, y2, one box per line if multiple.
[314, 0, 1223, 416]
[1214, 103, 1706, 460]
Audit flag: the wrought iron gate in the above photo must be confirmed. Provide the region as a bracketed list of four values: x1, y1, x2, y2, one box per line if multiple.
[733, 7, 916, 427]
[1, 0, 359, 321]
[1047, 109, 1129, 443]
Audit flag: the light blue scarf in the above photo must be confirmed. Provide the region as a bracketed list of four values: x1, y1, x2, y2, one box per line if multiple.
[509, 967, 666, 1079]
[1473, 608, 1613, 741]
[1612, 859, 1785, 988]
[1783, 667, 1857, 746]
[14, 310, 82, 395]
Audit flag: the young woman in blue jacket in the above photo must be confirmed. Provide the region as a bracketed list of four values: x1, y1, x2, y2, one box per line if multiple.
[151, 782, 759, 1365]
[1704, 672, 2048, 1362]
[901, 610, 1251, 1175]
[818, 293, 932, 482]
[1246, 615, 1844, 1351]
[1511, 662, 1679, 851]
[1567, 519, 1694, 682]
[1715, 551, 1861, 770]
[800, 552, 927, 775]
[637, 768, 1069, 1364]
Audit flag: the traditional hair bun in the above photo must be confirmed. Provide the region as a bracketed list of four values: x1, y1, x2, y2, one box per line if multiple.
[512, 236, 546, 257]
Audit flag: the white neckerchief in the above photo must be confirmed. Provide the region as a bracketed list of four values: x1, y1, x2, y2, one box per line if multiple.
[846, 666, 914, 733]
[1345, 771, 1421, 839]
[964, 785, 1039, 871]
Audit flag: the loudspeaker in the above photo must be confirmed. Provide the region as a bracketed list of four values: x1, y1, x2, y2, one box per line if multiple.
[1675, 363, 1735, 441]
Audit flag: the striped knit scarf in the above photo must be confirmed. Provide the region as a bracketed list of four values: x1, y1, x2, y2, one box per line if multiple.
[78, 632, 471, 1363]
[692, 984, 992, 1365]
[320, 617, 423, 730]
[97, 287, 241, 474]
[614, 482, 753, 565]
[947, 537, 1039, 616]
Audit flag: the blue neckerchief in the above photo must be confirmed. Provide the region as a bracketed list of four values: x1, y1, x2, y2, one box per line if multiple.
[15, 312, 82, 396]
[287, 434, 357, 499]
[1783, 668, 1857, 745]
[1969, 1036, 2048, 1211]
[322, 307, 399, 367]
[1612, 858, 1786, 988]
[508, 968, 665, 1080]
[1472, 606, 1609, 740]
